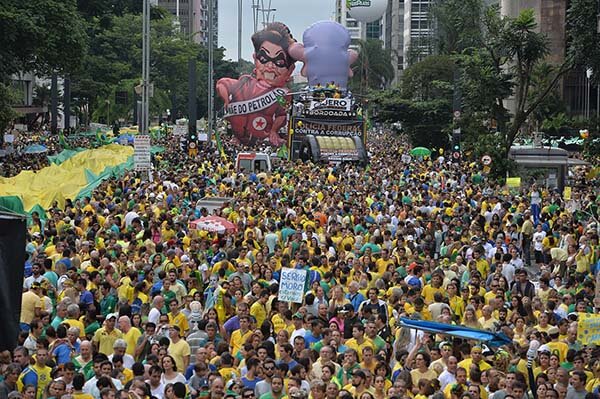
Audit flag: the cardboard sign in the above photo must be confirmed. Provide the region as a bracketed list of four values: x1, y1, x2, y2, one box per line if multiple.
[278, 267, 307, 303]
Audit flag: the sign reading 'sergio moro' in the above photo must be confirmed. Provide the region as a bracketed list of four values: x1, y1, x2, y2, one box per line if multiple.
[278, 267, 307, 303]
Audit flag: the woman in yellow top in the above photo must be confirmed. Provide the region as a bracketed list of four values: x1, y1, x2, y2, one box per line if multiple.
[512, 317, 528, 346]
[463, 306, 482, 330]
[533, 312, 552, 333]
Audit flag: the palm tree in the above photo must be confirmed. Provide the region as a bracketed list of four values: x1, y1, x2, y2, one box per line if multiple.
[349, 39, 395, 96]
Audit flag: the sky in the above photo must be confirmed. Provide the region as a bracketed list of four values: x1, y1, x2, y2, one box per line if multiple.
[218, 0, 336, 63]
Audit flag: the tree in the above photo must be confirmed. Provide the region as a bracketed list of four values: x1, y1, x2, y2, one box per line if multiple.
[459, 7, 573, 159]
[349, 40, 394, 95]
[432, 0, 484, 54]
[401, 55, 456, 100]
[0, 0, 87, 79]
[0, 83, 18, 134]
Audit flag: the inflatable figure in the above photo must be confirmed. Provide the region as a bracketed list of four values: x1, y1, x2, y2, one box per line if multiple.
[216, 22, 296, 146]
[288, 21, 358, 90]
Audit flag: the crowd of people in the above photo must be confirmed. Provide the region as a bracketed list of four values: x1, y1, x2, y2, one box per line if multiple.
[3, 128, 600, 399]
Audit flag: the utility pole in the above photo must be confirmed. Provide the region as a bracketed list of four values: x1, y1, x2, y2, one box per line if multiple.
[63, 77, 71, 132]
[207, 0, 214, 143]
[140, 0, 151, 135]
[50, 73, 58, 134]
[238, 0, 243, 63]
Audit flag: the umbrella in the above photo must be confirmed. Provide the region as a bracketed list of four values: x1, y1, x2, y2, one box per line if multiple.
[190, 216, 237, 233]
[410, 147, 431, 157]
[114, 134, 135, 144]
[24, 144, 48, 154]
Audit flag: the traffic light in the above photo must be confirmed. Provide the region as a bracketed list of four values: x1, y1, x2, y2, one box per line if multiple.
[187, 126, 198, 156]
[451, 129, 461, 161]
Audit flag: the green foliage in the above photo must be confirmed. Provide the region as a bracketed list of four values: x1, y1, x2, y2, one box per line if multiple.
[0, 0, 88, 79]
[567, 0, 600, 84]
[0, 83, 19, 134]
[371, 88, 451, 149]
[432, 0, 484, 54]
[401, 55, 456, 100]
[349, 40, 394, 95]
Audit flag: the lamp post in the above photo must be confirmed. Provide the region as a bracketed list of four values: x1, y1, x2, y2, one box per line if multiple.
[140, 0, 152, 135]
[207, 0, 214, 143]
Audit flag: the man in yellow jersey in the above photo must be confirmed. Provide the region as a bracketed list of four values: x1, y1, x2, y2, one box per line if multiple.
[92, 313, 123, 355]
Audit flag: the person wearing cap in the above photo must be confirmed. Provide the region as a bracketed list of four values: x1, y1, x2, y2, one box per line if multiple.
[92, 313, 123, 356]
[430, 341, 453, 376]
[546, 326, 568, 363]
[290, 312, 307, 344]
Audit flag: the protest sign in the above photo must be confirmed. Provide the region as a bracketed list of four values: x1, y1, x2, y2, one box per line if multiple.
[577, 313, 600, 345]
[278, 267, 307, 303]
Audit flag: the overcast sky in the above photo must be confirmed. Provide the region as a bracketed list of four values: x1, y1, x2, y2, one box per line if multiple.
[218, 0, 336, 63]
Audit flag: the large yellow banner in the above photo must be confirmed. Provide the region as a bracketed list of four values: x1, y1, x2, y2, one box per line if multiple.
[0, 144, 133, 211]
[577, 313, 600, 345]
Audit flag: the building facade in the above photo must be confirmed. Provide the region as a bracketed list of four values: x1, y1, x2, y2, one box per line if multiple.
[382, 0, 435, 85]
[157, 0, 218, 46]
[501, 0, 590, 117]
[335, 0, 385, 48]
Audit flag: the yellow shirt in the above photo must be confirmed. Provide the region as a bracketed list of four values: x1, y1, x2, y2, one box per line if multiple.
[457, 358, 491, 378]
[229, 329, 252, 356]
[123, 328, 142, 356]
[250, 301, 267, 327]
[20, 291, 41, 324]
[168, 312, 190, 335]
[546, 341, 569, 363]
[168, 339, 191, 372]
[17, 364, 53, 399]
[271, 313, 287, 334]
[422, 285, 445, 305]
[64, 318, 87, 339]
[92, 327, 123, 356]
[344, 337, 374, 361]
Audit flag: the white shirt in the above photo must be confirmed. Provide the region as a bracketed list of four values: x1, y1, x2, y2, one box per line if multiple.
[108, 353, 135, 369]
[148, 307, 161, 325]
[439, 369, 457, 390]
[501, 263, 515, 285]
[533, 231, 546, 251]
[147, 381, 165, 399]
[83, 376, 123, 399]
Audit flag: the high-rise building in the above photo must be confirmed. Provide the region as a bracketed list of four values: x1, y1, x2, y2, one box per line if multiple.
[335, 0, 385, 49]
[501, 0, 589, 117]
[157, 0, 218, 46]
[382, 0, 435, 85]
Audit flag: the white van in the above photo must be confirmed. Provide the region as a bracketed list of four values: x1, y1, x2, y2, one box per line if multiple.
[235, 152, 272, 173]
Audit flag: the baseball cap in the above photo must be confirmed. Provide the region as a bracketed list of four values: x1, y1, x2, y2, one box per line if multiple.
[106, 313, 118, 320]
[342, 303, 354, 312]
[548, 326, 559, 336]
[292, 312, 304, 319]
[407, 276, 422, 289]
